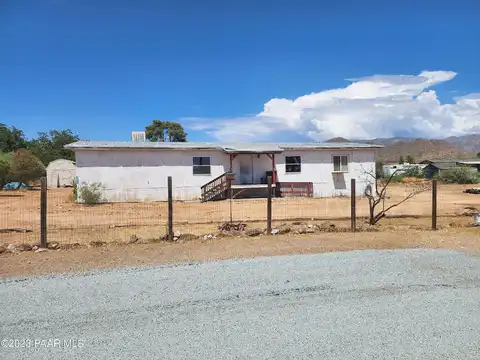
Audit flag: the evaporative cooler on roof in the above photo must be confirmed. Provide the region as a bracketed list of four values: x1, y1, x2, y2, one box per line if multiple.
[131, 131, 146, 142]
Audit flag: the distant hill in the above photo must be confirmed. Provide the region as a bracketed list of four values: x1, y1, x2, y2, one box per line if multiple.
[374, 139, 471, 163]
[356, 134, 480, 154]
[325, 137, 350, 143]
[444, 134, 480, 153]
[338, 134, 480, 162]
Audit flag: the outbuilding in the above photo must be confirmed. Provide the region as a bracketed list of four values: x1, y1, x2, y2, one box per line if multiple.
[46, 159, 76, 188]
[64, 140, 382, 202]
[420, 159, 480, 178]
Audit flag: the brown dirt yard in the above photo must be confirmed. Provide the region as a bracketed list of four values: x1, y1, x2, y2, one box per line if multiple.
[0, 183, 479, 245]
[1, 220, 479, 277]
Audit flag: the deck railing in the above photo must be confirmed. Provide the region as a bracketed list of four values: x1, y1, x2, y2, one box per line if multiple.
[200, 172, 231, 202]
[276, 182, 313, 197]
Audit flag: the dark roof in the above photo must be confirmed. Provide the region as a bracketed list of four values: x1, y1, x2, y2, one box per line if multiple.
[426, 162, 457, 170]
[421, 158, 480, 165]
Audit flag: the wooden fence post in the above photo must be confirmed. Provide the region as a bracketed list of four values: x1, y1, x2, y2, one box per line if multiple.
[432, 179, 437, 230]
[229, 180, 233, 224]
[350, 178, 356, 232]
[267, 176, 272, 235]
[167, 176, 173, 240]
[40, 177, 47, 248]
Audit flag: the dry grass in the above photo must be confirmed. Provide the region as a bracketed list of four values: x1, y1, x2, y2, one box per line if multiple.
[0, 183, 478, 246]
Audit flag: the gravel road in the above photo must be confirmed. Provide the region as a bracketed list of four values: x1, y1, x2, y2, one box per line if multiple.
[1, 249, 480, 359]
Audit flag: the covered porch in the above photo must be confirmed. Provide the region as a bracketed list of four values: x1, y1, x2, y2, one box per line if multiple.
[200, 144, 314, 201]
[225, 145, 282, 198]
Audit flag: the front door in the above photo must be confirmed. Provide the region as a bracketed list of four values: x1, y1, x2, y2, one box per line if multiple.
[239, 155, 254, 184]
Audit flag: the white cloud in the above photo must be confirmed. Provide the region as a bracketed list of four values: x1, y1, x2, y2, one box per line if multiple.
[184, 70, 480, 141]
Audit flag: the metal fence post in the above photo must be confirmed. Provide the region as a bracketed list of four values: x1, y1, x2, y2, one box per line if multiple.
[350, 178, 356, 232]
[432, 179, 437, 230]
[167, 176, 173, 240]
[267, 176, 272, 235]
[40, 177, 47, 248]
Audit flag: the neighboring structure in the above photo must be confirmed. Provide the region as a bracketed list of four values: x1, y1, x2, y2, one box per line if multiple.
[381, 163, 426, 177]
[420, 159, 480, 178]
[64, 140, 382, 202]
[46, 159, 76, 188]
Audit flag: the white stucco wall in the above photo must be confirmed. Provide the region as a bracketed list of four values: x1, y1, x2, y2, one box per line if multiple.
[275, 150, 376, 197]
[75, 149, 230, 201]
[74, 148, 376, 201]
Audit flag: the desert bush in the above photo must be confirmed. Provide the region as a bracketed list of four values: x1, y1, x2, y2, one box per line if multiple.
[68, 181, 78, 202]
[390, 174, 405, 182]
[77, 182, 105, 204]
[8, 149, 45, 185]
[439, 166, 479, 184]
[402, 166, 425, 178]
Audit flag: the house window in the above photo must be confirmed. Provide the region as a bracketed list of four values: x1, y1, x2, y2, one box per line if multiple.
[285, 156, 301, 173]
[193, 157, 211, 175]
[333, 155, 349, 172]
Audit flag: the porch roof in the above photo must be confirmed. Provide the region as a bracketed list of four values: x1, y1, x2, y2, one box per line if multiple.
[220, 144, 283, 154]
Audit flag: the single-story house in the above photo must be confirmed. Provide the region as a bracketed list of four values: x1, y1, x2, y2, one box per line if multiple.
[420, 159, 480, 178]
[64, 140, 382, 202]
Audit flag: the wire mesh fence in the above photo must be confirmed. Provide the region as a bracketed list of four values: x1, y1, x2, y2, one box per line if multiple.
[0, 179, 478, 248]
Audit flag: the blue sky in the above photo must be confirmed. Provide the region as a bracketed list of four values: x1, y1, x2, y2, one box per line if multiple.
[1, 0, 479, 142]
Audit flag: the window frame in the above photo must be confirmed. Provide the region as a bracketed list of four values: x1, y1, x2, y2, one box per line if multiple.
[285, 155, 302, 174]
[192, 156, 212, 175]
[332, 154, 349, 173]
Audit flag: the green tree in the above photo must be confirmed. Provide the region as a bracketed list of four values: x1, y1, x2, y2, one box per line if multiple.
[0, 124, 27, 152]
[405, 154, 415, 164]
[28, 129, 79, 165]
[145, 120, 187, 142]
[8, 149, 45, 185]
[0, 160, 10, 186]
[477, 152, 480, 158]
[399, 156, 404, 164]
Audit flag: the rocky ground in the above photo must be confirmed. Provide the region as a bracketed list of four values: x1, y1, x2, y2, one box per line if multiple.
[0, 220, 368, 254]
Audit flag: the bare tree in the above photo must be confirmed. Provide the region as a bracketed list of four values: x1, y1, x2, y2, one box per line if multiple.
[362, 167, 430, 225]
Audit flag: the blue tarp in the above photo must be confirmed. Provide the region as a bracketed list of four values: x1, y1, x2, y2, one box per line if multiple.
[3, 182, 28, 190]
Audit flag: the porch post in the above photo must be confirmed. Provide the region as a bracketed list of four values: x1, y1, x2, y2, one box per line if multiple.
[272, 153, 276, 184]
[229, 153, 233, 172]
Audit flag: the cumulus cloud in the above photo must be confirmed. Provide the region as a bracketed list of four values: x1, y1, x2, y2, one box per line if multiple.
[184, 70, 480, 141]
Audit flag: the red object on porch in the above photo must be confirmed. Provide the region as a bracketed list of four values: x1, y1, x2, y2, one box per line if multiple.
[277, 182, 314, 197]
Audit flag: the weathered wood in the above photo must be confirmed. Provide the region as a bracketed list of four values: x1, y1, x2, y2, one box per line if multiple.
[168, 176, 173, 240]
[277, 182, 314, 197]
[267, 176, 272, 234]
[40, 177, 47, 248]
[432, 179, 437, 230]
[351, 178, 356, 232]
[200, 172, 231, 202]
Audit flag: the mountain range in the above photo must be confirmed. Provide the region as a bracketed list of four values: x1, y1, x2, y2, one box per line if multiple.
[327, 134, 480, 163]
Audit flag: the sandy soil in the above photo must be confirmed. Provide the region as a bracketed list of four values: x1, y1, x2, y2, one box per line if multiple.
[1, 220, 479, 277]
[0, 183, 479, 245]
